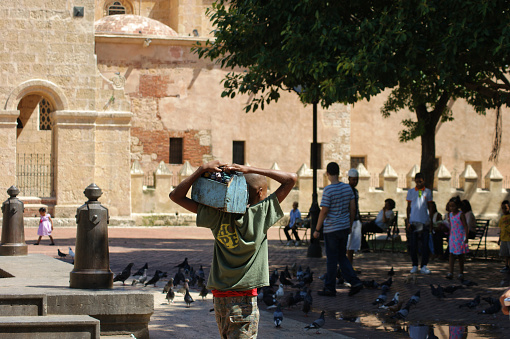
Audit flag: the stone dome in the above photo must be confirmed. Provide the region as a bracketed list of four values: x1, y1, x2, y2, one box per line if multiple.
[95, 15, 178, 37]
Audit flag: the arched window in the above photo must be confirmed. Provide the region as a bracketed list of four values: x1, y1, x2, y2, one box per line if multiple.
[108, 1, 126, 15]
[39, 98, 52, 131]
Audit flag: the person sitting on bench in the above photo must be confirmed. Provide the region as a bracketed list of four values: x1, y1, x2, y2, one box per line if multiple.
[360, 199, 396, 251]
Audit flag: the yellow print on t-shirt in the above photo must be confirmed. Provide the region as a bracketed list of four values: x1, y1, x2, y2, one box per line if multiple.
[217, 223, 239, 249]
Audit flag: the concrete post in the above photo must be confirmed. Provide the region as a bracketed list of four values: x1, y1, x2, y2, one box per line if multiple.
[485, 166, 503, 193]
[459, 164, 478, 196]
[130, 160, 144, 213]
[406, 165, 420, 189]
[379, 164, 398, 193]
[356, 163, 371, 194]
[0, 186, 28, 256]
[155, 161, 172, 213]
[70, 184, 113, 289]
[178, 161, 194, 184]
[297, 164, 313, 211]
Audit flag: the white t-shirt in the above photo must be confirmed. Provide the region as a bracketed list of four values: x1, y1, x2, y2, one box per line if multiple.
[375, 210, 395, 230]
[406, 187, 432, 224]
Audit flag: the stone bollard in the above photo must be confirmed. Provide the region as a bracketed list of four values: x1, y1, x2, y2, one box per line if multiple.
[70, 183, 113, 289]
[0, 186, 28, 256]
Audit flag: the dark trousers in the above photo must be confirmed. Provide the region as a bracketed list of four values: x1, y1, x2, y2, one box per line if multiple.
[324, 229, 361, 292]
[409, 226, 430, 267]
[283, 225, 300, 241]
[361, 221, 384, 250]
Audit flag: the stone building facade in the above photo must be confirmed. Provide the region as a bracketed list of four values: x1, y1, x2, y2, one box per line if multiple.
[0, 0, 508, 223]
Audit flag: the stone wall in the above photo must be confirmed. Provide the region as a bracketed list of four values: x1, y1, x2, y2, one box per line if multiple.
[132, 161, 510, 225]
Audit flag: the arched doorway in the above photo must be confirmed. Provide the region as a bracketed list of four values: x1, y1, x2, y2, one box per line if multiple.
[16, 94, 55, 198]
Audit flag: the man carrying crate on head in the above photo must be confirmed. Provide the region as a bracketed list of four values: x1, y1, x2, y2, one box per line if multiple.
[170, 160, 296, 338]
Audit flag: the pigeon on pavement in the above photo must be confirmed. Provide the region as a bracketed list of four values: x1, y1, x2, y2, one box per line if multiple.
[479, 300, 501, 314]
[304, 310, 325, 334]
[145, 270, 163, 287]
[133, 263, 148, 276]
[459, 295, 480, 308]
[162, 278, 174, 293]
[372, 285, 389, 305]
[388, 266, 395, 276]
[430, 284, 445, 299]
[381, 292, 399, 309]
[273, 303, 283, 327]
[199, 285, 209, 300]
[166, 287, 175, 304]
[197, 265, 205, 279]
[408, 290, 421, 305]
[175, 257, 191, 271]
[57, 249, 67, 258]
[68, 247, 75, 258]
[132, 268, 148, 286]
[393, 304, 411, 320]
[184, 288, 194, 307]
[275, 284, 285, 299]
[113, 263, 134, 285]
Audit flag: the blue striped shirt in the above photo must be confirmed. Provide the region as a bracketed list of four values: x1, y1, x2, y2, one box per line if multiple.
[320, 182, 355, 233]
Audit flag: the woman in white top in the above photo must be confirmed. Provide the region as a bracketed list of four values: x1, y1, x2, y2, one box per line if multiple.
[461, 200, 477, 239]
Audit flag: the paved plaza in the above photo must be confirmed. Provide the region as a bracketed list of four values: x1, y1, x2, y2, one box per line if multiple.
[25, 225, 510, 338]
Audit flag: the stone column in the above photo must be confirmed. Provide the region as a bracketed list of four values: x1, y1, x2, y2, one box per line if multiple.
[459, 164, 478, 196]
[485, 166, 503, 193]
[406, 165, 420, 189]
[131, 160, 144, 213]
[0, 111, 18, 193]
[379, 164, 398, 194]
[155, 161, 172, 213]
[297, 163, 313, 211]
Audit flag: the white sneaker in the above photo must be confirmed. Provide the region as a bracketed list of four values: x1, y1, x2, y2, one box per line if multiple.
[410, 266, 418, 274]
[286, 241, 292, 246]
[420, 265, 431, 274]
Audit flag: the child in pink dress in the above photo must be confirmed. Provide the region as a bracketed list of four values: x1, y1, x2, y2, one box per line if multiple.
[446, 196, 468, 280]
[34, 207, 55, 245]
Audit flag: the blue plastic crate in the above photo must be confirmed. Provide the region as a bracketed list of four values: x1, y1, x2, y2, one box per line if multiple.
[191, 174, 248, 214]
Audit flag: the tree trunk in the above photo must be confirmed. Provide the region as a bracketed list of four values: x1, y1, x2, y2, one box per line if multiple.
[420, 127, 436, 190]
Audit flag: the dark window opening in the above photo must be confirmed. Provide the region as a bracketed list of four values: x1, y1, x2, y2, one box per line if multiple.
[169, 138, 183, 164]
[108, 1, 126, 15]
[233, 141, 245, 165]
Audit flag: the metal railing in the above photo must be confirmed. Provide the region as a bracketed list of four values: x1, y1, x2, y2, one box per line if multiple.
[16, 153, 54, 197]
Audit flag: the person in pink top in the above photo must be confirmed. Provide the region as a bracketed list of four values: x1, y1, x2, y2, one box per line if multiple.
[445, 196, 469, 280]
[34, 207, 55, 246]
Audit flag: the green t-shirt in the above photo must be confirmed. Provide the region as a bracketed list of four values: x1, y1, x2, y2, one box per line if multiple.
[196, 193, 283, 291]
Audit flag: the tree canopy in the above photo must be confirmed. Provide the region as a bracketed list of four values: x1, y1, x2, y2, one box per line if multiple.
[194, 0, 510, 186]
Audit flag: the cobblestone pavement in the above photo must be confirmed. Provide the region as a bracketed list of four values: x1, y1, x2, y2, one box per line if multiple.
[26, 226, 510, 338]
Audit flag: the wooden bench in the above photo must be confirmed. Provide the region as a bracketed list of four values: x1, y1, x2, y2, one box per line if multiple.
[469, 218, 491, 259]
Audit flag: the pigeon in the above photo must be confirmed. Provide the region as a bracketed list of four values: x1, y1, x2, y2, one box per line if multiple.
[197, 276, 205, 288]
[133, 263, 148, 276]
[459, 295, 480, 308]
[379, 277, 393, 288]
[199, 285, 209, 300]
[178, 279, 190, 295]
[393, 304, 411, 320]
[303, 271, 314, 286]
[284, 292, 297, 309]
[275, 284, 285, 299]
[273, 303, 283, 327]
[460, 279, 478, 287]
[279, 271, 294, 286]
[290, 263, 297, 278]
[57, 249, 67, 258]
[283, 266, 292, 280]
[270, 269, 279, 287]
[302, 299, 311, 316]
[304, 310, 325, 333]
[68, 247, 75, 258]
[362, 280, 380, 289]
[145, 270, 163, 287]
[482, 296, 499, 305]
[166, 288, 175, 304]
[430, 284, 445, 299]
[263, 292, 277, 308]
[408, 290, 421, 305]
[173, 268, 186, 286]
[388, 266, 395, 276]
[162, 278, 174, 293]
[184, 288, 194, 307]
[372, 285, 389, 305]
[296, 266, 304, 281]
[197, 265, 205, 279]
[113, 263, 134, 285]
[381, 292, 399, 309]
[175, 257, 190, 270]
[479, 300, 501, 314]
[443, 285, 464, 294]
[132, 268, 148, 286]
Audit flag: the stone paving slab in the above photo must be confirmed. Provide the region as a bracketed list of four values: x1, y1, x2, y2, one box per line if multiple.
[22, 225, 510, 338]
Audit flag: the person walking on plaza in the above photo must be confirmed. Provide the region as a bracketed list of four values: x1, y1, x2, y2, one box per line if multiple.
[445, 196, 469, 280]
[169, 160, 296, 338]
[497, 200, 510, 273]
[313, 162, 363, 297]
[406, 172, 433, 274]
[284, 201, 302, 246]
[346, 168, 361, 265]
[34, 207, 55, 246]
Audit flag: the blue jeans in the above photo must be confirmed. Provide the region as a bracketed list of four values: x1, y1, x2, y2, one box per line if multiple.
[324, 229, 361, 292]
[409, 225, 430, 267]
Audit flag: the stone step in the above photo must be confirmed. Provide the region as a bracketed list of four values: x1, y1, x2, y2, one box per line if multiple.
[0, 314, 99, 338]
[0, 294, 46, 316]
